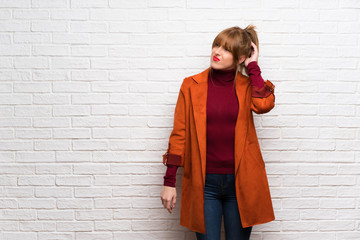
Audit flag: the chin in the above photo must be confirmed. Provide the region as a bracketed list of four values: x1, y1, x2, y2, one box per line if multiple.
[210, 63, 223, 70]
[211, 62, 233, 71]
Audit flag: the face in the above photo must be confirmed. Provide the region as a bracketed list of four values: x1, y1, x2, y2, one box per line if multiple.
[211, 44, 234, 70]
[210, 43, 246, 71]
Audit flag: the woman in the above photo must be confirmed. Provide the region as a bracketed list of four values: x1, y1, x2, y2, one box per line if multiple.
[160, 25, 276, 240]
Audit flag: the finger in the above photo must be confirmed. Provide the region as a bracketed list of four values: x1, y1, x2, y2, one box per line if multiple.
[162, 198, 169, 208]
[250, 41, 255, 49]
[252, 42, 258, 53]
[168, 202, 173, 213]
[172, 197, 176, 208]
[166, 199, 171, 211]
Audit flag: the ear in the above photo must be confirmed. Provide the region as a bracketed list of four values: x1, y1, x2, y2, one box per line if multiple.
[238, 55, 246, 64]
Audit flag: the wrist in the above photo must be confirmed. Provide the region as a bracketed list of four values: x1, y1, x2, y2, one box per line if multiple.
[246, 61, 258, 68]
[164, 182, 176, 188]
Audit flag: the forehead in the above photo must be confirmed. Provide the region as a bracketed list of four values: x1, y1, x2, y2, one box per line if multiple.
[213, 35, 235, 49]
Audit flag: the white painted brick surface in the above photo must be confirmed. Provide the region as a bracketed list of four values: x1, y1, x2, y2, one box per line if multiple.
[0, 0, 358, 239]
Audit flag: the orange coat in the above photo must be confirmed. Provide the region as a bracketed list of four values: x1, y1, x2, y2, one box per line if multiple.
[162, 67, 276, 234]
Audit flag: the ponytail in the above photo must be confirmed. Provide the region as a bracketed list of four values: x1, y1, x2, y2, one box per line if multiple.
[241, 24, 260, 76]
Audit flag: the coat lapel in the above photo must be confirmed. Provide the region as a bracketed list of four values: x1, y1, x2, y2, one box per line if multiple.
[190, 67, 249, 184]
[190, 68, 209, 185]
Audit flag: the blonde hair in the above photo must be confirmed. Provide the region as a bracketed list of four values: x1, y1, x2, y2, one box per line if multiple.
[209, 25, 259, 87]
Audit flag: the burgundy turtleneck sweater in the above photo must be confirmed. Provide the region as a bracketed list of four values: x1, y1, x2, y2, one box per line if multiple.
[163, 61, 267, 187]
[206, 66, 238, 174]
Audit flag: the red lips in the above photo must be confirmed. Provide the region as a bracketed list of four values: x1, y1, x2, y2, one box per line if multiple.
[213, 56, 220, 62]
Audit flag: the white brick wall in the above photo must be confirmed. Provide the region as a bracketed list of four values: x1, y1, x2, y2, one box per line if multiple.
[0, 0, 359, 239]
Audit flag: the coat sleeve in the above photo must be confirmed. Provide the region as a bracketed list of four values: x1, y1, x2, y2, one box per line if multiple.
[250, 80, 275, 114]
[163, 81, 186, 167]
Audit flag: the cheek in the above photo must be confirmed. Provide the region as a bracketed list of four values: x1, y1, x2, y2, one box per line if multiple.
[225, 53, 234, 63]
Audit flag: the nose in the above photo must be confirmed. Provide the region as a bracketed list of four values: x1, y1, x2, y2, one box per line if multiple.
[214, 46, 223, 55]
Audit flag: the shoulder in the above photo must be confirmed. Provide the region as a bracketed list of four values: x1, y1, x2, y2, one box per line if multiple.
[180, 77, 195, 90]
[180, 68, 210, 90]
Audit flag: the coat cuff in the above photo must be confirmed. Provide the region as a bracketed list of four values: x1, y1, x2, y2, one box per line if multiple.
[163, 152, 182, 166]
[252, 80, 275, 98]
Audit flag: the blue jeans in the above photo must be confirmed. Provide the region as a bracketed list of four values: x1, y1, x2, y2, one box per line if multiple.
[195, 174, 252, 240]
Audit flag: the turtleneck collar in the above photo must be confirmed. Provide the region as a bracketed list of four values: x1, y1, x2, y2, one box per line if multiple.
[208, 67, 236, 86]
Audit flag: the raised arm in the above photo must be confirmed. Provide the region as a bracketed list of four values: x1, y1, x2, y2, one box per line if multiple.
[247, 61, 275, 114]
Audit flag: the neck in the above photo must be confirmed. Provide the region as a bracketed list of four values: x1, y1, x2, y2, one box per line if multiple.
[209, 67, 236, 86]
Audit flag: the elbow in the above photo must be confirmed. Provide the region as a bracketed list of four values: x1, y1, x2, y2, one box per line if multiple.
[251, 93, 275, 114]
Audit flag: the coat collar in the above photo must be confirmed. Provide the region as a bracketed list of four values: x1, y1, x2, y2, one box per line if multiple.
[191, 67, 211, 84]
[189, 67, 250, 184]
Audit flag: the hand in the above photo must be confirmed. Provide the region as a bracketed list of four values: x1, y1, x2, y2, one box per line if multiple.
[160, 186, 177, 214]
[244, 41, 259, 67]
